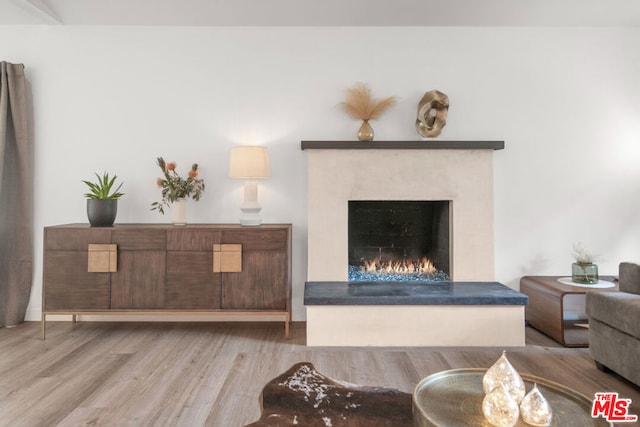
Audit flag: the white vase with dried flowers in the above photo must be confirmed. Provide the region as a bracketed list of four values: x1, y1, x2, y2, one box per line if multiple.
[171, 198, 187, 225]
[151, 157, 205, 225]
[342, 83, 396, 141]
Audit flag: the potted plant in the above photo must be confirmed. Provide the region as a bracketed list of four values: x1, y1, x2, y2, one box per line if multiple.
[151, 157, 204, 225]
[571, 242, 599, 284]
[82, 172, 125, 227]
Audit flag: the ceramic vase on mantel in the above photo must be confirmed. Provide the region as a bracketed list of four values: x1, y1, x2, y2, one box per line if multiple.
[358, 120, 374, 141]
[171, 198, 187, 226]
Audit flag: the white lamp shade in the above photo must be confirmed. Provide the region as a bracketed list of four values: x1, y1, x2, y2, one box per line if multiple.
[229, 146, 270, 179]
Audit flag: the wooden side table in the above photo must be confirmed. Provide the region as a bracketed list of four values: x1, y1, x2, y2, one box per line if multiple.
[520, 276, 617, 347]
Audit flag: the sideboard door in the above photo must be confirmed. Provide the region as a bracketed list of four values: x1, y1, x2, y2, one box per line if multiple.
[44, 251, 111, 310]
[43, 228, 111, 310]
[165, 229, 222, 309]
[220, 228, 289, 310]
[110, 229, 166, 309]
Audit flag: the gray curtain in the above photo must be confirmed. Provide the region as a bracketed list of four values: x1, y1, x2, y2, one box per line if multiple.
[0, 62, 33, 327]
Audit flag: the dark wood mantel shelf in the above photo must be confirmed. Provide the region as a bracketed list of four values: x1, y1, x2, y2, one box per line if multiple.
[300, 140, 504, 150]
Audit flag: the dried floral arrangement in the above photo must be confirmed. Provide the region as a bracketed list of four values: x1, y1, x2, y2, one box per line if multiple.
[151, 157, 204, 214]
[572, 242, 598, 265]
[342, 83, 397, 122]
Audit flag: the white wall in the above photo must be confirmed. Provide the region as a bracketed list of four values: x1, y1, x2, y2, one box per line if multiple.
[1, 26, 639, 321]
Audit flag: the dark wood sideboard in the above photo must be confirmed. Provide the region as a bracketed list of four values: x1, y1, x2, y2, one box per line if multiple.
[42, 223, 292, 339]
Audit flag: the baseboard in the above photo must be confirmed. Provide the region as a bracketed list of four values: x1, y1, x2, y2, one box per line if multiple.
[25, 307, 42, 322]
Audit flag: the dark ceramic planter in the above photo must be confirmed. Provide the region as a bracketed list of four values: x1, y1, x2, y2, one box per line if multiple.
[87, 199, 118, 227]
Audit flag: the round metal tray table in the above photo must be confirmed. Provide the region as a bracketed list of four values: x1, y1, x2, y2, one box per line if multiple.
[413, 368, 611, 426]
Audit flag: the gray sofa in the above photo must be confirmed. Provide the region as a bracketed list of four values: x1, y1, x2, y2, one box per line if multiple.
[586, 262, 640, 386]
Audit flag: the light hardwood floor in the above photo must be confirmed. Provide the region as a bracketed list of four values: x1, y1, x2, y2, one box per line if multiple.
[0, 321, 638, 426]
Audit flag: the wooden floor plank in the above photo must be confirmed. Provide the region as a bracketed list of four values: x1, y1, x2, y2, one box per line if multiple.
[0, 321, 638, 427]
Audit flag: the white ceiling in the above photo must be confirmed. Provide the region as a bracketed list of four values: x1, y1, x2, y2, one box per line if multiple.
[1, 0, 640, 26]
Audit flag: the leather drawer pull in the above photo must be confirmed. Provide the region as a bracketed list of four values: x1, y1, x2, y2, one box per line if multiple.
[213, 244, 242, 273]
[88, 244, 118, 272]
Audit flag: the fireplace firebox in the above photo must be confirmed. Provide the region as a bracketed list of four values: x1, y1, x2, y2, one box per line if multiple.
[348, 200, 450, 282]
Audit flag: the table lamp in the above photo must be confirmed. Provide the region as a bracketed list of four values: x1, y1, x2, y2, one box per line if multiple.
[229, 146, 270, 226]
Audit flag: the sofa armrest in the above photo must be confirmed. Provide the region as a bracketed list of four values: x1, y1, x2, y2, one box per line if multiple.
[619, 262, 640, 295]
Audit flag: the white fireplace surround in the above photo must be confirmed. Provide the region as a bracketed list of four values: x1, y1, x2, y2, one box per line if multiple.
[306, 142, 499, 282]
[303, 141, 525, 347]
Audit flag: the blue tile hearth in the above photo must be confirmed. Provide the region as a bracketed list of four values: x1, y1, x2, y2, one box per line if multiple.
[304, 281, 528, 306]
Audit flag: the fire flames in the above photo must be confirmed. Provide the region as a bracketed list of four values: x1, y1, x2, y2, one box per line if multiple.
[362, 257, 436, 275]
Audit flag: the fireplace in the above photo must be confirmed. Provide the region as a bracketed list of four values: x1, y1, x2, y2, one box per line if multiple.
[348, 200, 450, 281]
[304, 141, 500, 282]
[301, 141, 526, 347]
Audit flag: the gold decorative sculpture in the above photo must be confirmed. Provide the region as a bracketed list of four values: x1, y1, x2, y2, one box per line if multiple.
[342, 83, 396, 141]
[415, 90, 449, 138]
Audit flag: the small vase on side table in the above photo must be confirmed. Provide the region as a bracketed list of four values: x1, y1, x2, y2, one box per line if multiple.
[571, 262, 598, 284]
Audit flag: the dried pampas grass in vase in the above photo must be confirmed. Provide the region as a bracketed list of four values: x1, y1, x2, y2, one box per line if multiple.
[342, 83, 397, 141]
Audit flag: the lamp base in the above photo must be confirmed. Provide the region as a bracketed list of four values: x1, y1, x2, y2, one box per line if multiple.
[238, 181, 263, 226]
[239, 205, 262, 226]
[240, 217, 262, 226]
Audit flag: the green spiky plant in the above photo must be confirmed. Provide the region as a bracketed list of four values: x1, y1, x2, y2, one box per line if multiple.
[82, 172, 125, 199]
